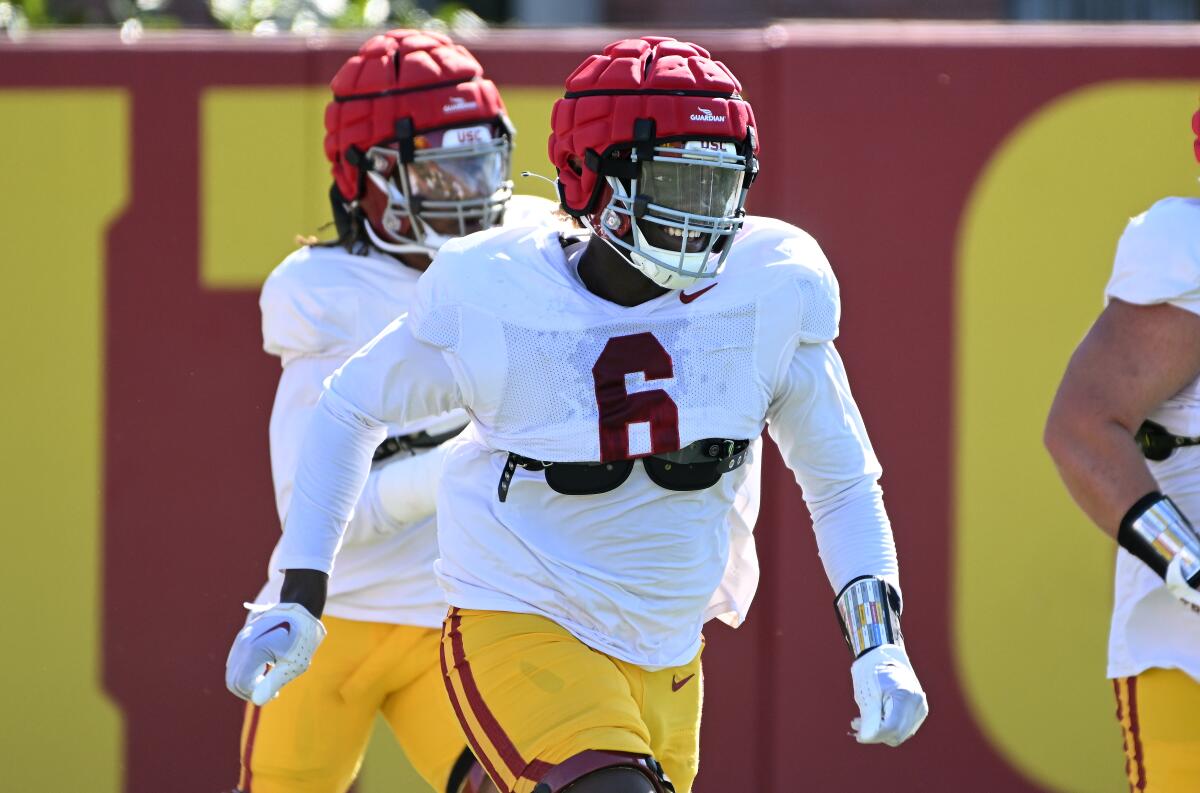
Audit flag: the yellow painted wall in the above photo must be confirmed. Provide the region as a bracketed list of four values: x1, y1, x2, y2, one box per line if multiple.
[201, 87, 331, 290]
[0, 91, 129, 789]
[501, 86, 562, 202]
[955, 81, 1199, 793]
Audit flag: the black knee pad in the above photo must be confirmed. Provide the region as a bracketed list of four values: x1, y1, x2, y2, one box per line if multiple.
[531, 750, 675, 793]
[446, 743, 477, 787]
[447, 747, 483, 793]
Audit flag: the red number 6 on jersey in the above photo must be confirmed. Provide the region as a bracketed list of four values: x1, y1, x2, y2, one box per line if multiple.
[591, 332, 681, 462]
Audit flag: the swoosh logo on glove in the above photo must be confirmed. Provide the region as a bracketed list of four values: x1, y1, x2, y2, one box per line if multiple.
[254, 621, 291, 642]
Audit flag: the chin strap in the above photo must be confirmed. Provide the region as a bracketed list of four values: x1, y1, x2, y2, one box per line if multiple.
[578, 212, 700, 291]
[578, 213, 639, 270]
[361, 217, 440, 257]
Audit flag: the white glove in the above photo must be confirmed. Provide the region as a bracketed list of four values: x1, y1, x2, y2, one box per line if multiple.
[1165, 556, 1200, 609]
[225, 602, 326, 706]
[850, 644, 928, 746]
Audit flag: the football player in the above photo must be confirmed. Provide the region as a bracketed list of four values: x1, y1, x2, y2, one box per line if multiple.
[224, 29, 555, 793]
[229, 36, 929, 793]
[1044, 108, 1200, 792]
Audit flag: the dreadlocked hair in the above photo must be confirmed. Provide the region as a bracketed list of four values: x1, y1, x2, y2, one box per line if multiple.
[297, 183, 371, 254]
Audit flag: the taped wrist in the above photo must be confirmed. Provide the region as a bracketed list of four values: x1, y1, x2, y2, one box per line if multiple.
[1118, 492, 1200, 584]
[835, 575, 904, 659]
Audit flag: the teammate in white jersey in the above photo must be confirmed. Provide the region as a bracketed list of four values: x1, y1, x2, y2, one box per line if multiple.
[232, 36, 928, 793]
[1045, 109, 1200, 792]
[224, 29, 542, 793]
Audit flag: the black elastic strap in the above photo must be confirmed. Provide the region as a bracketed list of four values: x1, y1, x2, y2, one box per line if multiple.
[497, 453, 532, 502]
[328, 183, 355, 242]
[743, 126, 759, 186]
[394, 117, 416, 163]
[632, 117, 656, 163]
[584, 148, 638, 180]
[373, 425, 466, 463]
[1118, 491, 1170, 577]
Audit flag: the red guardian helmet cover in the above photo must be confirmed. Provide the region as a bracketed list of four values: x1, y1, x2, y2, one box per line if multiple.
[548, 36, 760, 289]
[324, 29, 514, 256]
[1193, 106, 1200, 164]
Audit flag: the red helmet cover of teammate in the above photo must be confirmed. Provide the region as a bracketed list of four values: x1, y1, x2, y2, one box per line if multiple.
[324, 30, 513, 255]
[1192, 106, 1199, 163]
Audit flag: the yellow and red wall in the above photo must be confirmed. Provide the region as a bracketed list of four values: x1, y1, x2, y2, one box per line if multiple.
[0, 24, 1196, 792]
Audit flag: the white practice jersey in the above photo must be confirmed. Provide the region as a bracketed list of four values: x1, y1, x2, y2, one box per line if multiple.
[1105, 197, 1200, 682]
[277, 216, 901, 669]
[256, 195, 563, 627]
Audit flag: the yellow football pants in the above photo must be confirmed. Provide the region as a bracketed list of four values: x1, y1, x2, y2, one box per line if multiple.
[1113, 668, 1200, 792]
[439, 608, 703, 793]
[237, 615, 468, 793]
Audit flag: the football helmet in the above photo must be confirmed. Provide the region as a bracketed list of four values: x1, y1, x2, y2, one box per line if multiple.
[548, 36, 759, 289]
[325, 29, 514, 256]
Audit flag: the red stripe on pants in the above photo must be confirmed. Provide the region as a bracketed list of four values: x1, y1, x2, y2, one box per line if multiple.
[440, 617, 511, 793]
[240, 703, 262, 792]
[1127, 677, 1147, 791]
[1113, 679, 1133, 786]
[446, 609, 531, 780]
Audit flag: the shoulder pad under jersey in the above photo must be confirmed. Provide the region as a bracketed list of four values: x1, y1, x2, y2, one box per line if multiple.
[260, 245, 369, 360]
[412, 224, 563, 350]
[731, 215, 841, 343]
[1108, 197, 1200, 307]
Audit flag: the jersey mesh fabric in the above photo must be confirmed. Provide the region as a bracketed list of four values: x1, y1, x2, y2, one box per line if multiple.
[794, 276, 838, 342]
[495, 306, 757, 451]
[419, 305, 462, 350]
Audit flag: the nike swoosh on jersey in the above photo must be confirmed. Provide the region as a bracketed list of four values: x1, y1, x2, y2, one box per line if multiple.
[678, 284, 717, 304]
[254, 621, 292, 642]
[671, 673, 696, 692]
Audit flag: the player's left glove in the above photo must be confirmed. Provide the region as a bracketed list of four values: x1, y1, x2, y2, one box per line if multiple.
[225, 602, 326, 706]
[835, 576, 928, 747]
[849, 643, 928, 746]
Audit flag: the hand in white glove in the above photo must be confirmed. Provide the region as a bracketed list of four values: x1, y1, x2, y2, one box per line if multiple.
[1165, 556, 1200, 610]
[850, 644, 928, 747]
[225, 602, 326, 706]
